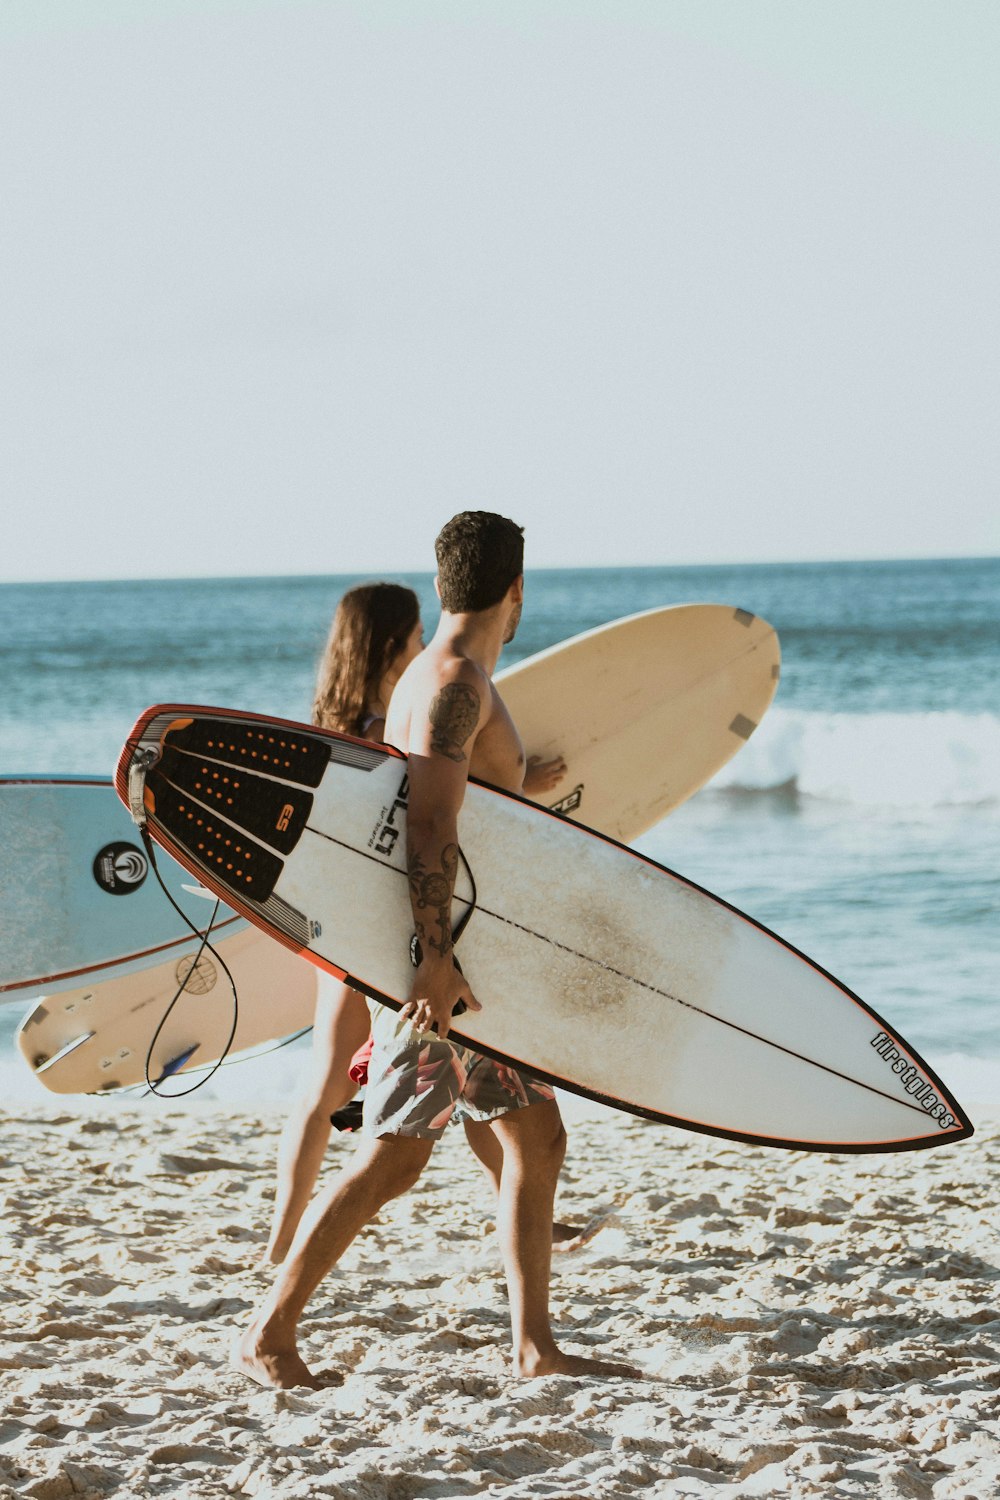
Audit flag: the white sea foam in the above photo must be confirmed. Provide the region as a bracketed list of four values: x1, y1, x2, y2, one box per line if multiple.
[710, 709, 1000, 807]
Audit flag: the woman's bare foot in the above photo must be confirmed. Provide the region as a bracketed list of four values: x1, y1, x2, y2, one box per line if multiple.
[485, 1220, 590, 1248]
[551, 1212, 616, 1254]
[514, 1346, 643, 1379]
[231, 1324, 333, 1390]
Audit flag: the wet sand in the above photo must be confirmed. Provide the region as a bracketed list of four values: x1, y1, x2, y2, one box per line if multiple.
[1, 1104, 997, 1498]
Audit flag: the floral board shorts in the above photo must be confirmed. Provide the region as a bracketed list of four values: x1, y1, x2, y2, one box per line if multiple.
[363, 1001, 556, 1141]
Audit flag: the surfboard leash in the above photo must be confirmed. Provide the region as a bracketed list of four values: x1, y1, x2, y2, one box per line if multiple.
[136, 825, 241, 1098]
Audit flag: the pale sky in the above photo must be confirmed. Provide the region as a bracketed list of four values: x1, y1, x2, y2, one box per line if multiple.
[1, 1, 998, 581]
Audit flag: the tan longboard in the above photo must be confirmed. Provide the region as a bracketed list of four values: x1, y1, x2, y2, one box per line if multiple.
[17, 926, 317, 1093]
[499, 602, 780, 842]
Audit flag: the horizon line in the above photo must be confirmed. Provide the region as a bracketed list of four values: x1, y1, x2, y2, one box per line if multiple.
[2, 552, 997, 589]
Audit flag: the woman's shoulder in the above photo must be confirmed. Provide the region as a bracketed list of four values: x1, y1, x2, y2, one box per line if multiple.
[360, 713, 386, 744]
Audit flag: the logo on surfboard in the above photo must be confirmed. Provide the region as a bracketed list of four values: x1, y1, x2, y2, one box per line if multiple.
[549, 784, 584, 817]
[175, 954, 218, 994]
[92, 842, 149, 895]
[870, 1032, 956, 1130]
[369, 774, 409, 857]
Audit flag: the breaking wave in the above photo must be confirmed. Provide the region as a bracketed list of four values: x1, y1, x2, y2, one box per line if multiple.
[710, 709, 1000, 808]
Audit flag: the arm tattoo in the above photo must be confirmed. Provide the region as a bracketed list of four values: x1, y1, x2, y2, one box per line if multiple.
[408, 843, 459, 956]
[429, 683, 480, 763]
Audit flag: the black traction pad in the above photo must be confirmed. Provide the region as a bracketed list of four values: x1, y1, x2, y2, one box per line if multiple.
[146, 774, 285, 904]
[157, 746, 313, 855]
[161, 717, 331, 788]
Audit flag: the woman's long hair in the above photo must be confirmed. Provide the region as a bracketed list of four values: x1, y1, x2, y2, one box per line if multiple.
[312, 582, 420, 735]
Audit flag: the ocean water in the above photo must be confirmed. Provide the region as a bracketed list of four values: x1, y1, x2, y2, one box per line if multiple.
[1, 557, 998, 1116]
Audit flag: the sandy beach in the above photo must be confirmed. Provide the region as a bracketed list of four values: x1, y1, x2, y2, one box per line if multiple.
[1, 1102, 997, 1499]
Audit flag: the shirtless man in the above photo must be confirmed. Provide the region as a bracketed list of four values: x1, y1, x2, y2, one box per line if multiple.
[234, 511, 636, 1389]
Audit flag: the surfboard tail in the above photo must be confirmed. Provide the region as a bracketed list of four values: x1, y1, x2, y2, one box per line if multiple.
[116, 706, 371, 978]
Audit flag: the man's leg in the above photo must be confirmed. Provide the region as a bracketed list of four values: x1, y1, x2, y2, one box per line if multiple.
[235, 1133, 434, 1389]
[484, 1100, 639, 1378]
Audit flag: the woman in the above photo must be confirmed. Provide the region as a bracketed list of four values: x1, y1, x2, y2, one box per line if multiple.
[265, 583, 423, 1263]
[266, 582, 565, 1263]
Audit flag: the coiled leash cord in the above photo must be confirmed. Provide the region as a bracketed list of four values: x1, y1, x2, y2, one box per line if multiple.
[138, 825, 240, 1098]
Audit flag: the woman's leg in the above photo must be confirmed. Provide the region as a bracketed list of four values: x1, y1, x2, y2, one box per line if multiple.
[462, 1114, 504, 1194]
[265, 979, 372, 1263]
[463, 1117, 582, 1245]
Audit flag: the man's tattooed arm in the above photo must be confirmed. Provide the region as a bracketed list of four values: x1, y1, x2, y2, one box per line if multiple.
[399, 672, 485, 1032]
[429, 683, 480, 763]
[407, 843, 459, 957]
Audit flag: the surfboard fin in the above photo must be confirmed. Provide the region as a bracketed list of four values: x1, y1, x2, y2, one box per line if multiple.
[153, 1044, 201, 1084]
[33, 1031, 95, 1073]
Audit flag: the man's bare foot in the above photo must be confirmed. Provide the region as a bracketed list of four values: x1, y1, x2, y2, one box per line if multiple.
[263, 1240, 289, 1267]
[514, 1347, 643, 1380]
[231, 1325, 333, 1390]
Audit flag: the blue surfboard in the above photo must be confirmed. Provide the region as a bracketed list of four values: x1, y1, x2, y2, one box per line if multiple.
[0, 776, 244, 1001]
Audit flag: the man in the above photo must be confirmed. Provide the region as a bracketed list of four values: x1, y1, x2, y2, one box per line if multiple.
[234, 512, 636, 1388]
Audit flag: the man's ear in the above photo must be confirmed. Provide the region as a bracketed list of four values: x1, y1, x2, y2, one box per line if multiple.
[509, 574, 524, 603]
[433, 575, 441, 601]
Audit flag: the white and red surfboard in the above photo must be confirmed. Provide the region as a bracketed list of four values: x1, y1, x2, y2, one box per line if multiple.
[113, 703, 971, 1153]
